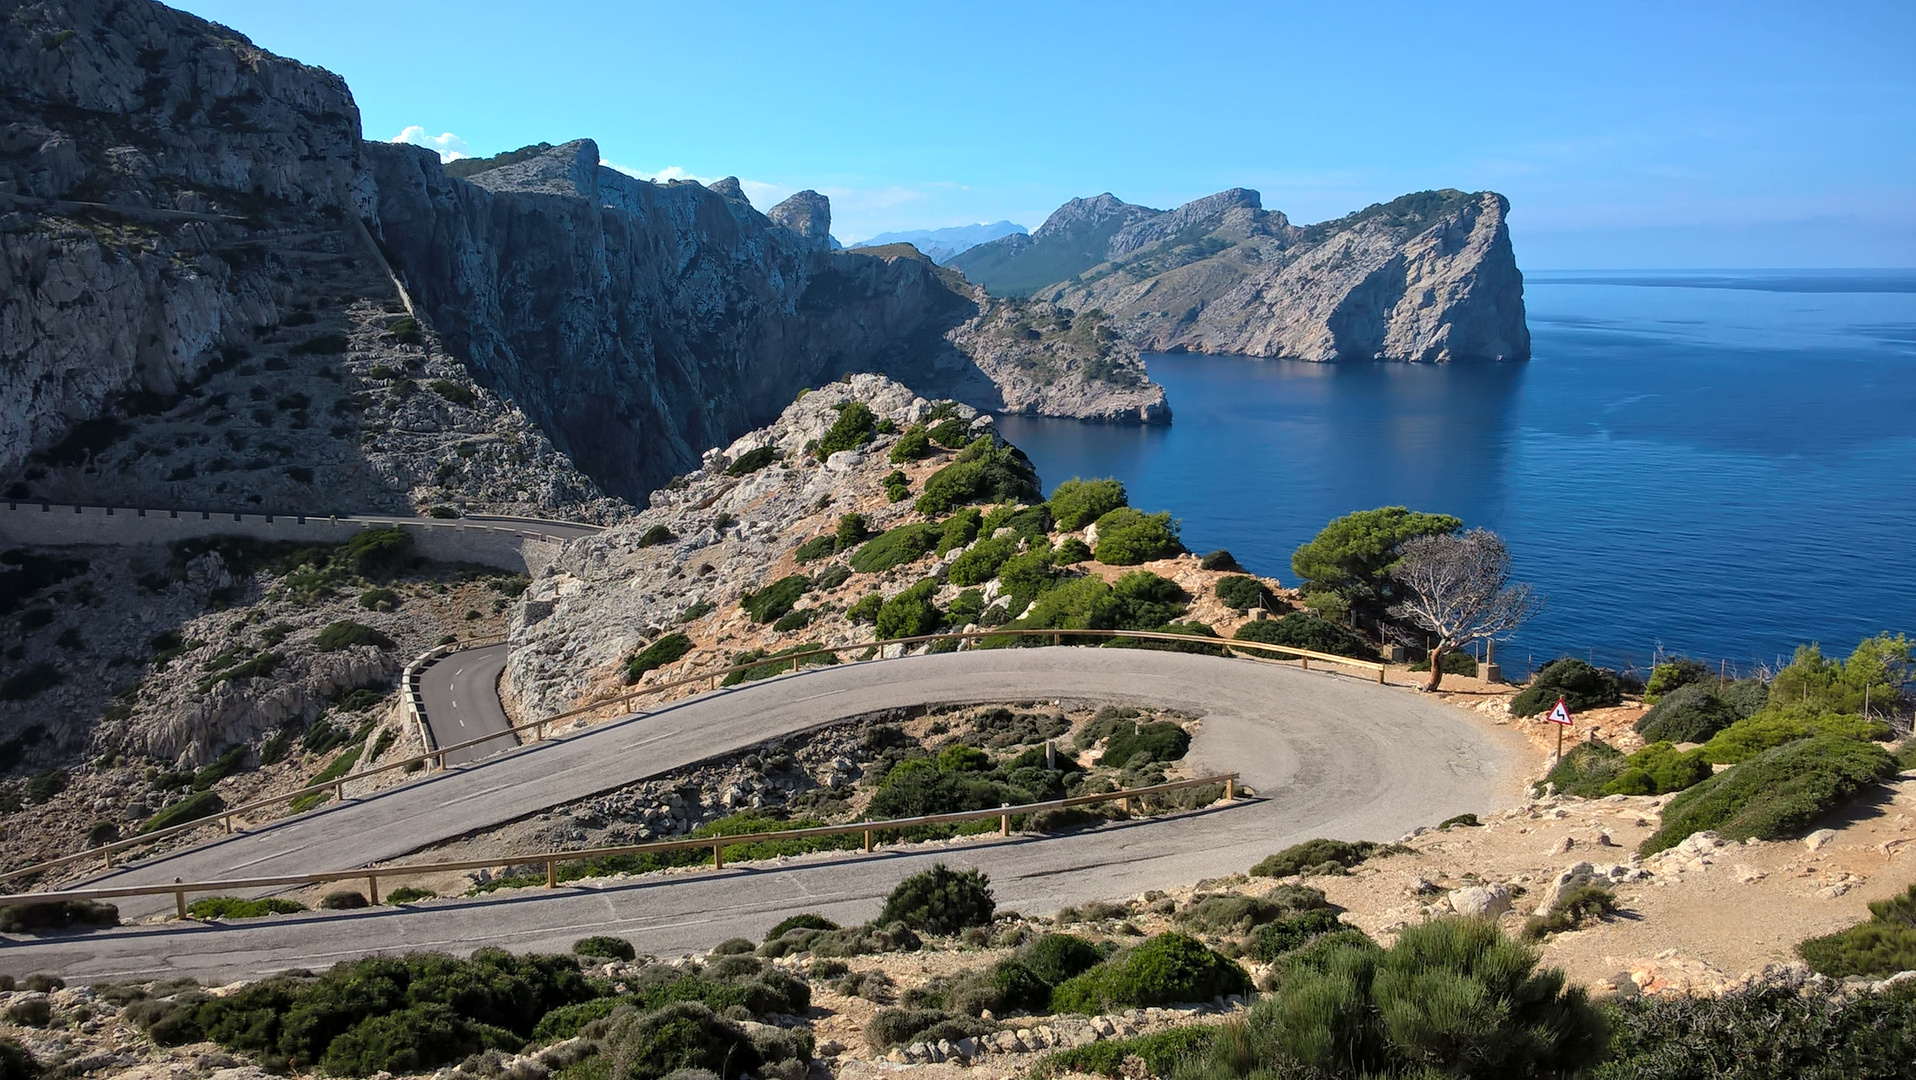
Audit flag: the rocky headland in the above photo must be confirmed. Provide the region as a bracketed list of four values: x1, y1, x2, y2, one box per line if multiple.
[949, 188, 1530, 364]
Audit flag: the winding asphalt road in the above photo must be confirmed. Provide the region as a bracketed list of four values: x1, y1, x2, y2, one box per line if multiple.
[0, 649, 1526, 983]
[417, 643, 518, 764]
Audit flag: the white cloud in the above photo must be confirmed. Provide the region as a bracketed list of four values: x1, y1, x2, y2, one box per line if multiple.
[602, 161, 716, 185]
[391, 125, 470, 162]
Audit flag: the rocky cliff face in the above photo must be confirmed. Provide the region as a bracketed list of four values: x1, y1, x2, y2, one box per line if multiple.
[0, 0, 616, 519]
[364, 141, 1166, 501]
[954, 188, 1530, 364]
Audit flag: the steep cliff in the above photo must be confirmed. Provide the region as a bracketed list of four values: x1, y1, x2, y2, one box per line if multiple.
[952, 188, 1530, 363]
[0, 0, 616, 518]
[364, 140, 1165, 501]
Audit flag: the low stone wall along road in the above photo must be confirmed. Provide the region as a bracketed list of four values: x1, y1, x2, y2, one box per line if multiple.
[3, 648, 1524, 983]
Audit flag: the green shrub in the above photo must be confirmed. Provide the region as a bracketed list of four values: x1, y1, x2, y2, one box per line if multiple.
[427, 380, 476, 406]
[1038, 1025, 1216, 1078]
[1199, 550, 1242, 572]
[0, 663, 63, 701]
[766, 914, 838, 941]
[342, 527, 413, 579]
[947, 959, 1054, 1016]
[1605, 741, 1711, 796]
[1510, 658, 1624, 716]
[1636, 681, 1742, 743]
[817, 402, 877, 458]
[835, 512, 869, 549]
[1522, 881, 1617, 939]
[1101, 722, 1190, 767]
[933, 508, 981, 555]
[141, 790, 225, 834]
[927, 418, 971, 448]
[947, 536, 1018, 586]
[1019, 933, 1110, 986]
[1231, 612, 1376, 660]
[315, 620, 395, 652]
[573, 936, 637, 961]
[846, 592, 883, 623]
[1194, 918, 1606, 1080]
[915, 440, 1041, 514]
[741, 575, 809, 623]
[0, 1037, 42, 1079]
[1212, 575, 1270, 612]
[866, 1008, 995, 1049]
[890, 424, 932, 463]
[625, 632, 693, 683]
[601, 1001, 760, 1080]
[1049, 478, 1128, 530]
[794, 535, 837, 563]
[187, 897, 305, 919]
[1769, 634, 1913, 717]
[1251, 838, 1393, 878]
[0, 899, 119, 934]
[1051, 933, 1249, 1013]
[385, 887, 436, 904]
[725, 446, 780, 476]
[880, 863, 995, 935]
[1054, 537, 1092, 564]
[1536, 739, 1629, 797]
[637, 523, 676, 548]
[1797, 882, 1916, 977]
[291, 332, 350, 355]
[23, 769, 66, 805]
[850, 522, 941, 573]
[1288, 506, 1462, 623]
[996, 545, 1058, 599]
[1091, 508, 1182, 565]
[1700, 705, 1891, 764]
[146, 949, 600, 1073]
[876, 579, 942, 639]
[1244, 908, 1350, 962]
[1646, 657, 1712, 702]
[1595, 975, 1916, 1080]
[1410, 650, 1481, 676]
[1642, 735, 1898, 855]
[1177, 887, 1328, 936]
[321, 890, 370, 910]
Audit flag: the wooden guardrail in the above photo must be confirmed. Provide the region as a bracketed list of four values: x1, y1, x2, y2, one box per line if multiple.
[0, 773, 1238, 920]
[0, 628, 1376, 888]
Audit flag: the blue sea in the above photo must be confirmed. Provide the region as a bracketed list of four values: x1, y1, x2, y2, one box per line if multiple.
[996, 269, 1916, 676]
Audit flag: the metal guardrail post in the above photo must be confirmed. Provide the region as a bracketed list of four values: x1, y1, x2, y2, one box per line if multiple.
[546, 860, 557, 888]
[367, 873, 380, 904]
[712, 842, 724, 870]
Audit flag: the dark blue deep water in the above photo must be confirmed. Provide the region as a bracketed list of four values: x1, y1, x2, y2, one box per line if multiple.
[996, 270, 1916, 675]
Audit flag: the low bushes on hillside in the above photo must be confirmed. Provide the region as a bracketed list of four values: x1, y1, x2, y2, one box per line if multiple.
[1797, 882, 1916, 978]
[878, 863, 995, 935]
[1511, 657, 1625, 716]
[1605, 741, 1713, 795]
[725, 445, 779, 476]
[0, 899, 119, 934]
[741, 575, 810, 623]
[890, 424, 932, 463]
[1644, 657, 1712, 702]
[876, 579, 942, 639]
[1019, 933, 1111, 986]
[314, 620, 394, 652]
[1699, 705, 1891, 764]
[1099, 721, 1190, 768]
[850, 522, 941, 573]
[1175, 886, 1329, 936]
[1594, 975, 1916, 1080]
[947, 536, 1018, 587]
[1636, 681, 1748, 743]
[1231, 612, 1375, 660]
[1048, 478, 1127, 531]
[1251, 838, 1398, 878]
[1213, 575, 1270, 612]
[1184, 919, 1607, 1080]
[624, 632, 692, 684]
[1641, 735, 1897, 855]
[1050, 932, 1249, 1014]
[187, 897, 305, 919]
[1091, 508, 1182, 565]
[914, 439, 1041, 514]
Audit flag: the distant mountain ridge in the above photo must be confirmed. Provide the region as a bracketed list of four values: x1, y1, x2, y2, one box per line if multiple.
[853, 221, 1027, 263]
[948, 187, 1529, 363]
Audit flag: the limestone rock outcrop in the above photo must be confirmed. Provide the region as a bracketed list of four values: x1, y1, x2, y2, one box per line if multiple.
[951, 188, 1530, 364]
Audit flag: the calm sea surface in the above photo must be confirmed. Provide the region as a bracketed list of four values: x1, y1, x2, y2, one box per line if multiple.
[996, 270, 1916, 674]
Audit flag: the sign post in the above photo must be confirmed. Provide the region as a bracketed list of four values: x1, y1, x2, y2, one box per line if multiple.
[1547, 696, 1574, 763]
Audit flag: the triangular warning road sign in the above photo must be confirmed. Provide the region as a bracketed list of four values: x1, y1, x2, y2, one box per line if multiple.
[1547, 697, 1573, 726]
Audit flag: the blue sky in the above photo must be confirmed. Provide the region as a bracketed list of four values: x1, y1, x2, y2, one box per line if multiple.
[180, 1, 1914, 267]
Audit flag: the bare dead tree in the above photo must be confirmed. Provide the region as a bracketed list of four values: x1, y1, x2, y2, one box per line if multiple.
[1388, 528, 1542, 691]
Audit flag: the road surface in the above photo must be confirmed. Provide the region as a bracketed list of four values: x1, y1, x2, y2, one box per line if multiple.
[416, 643, 518, 765]
[2, 648, 1526, 981]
